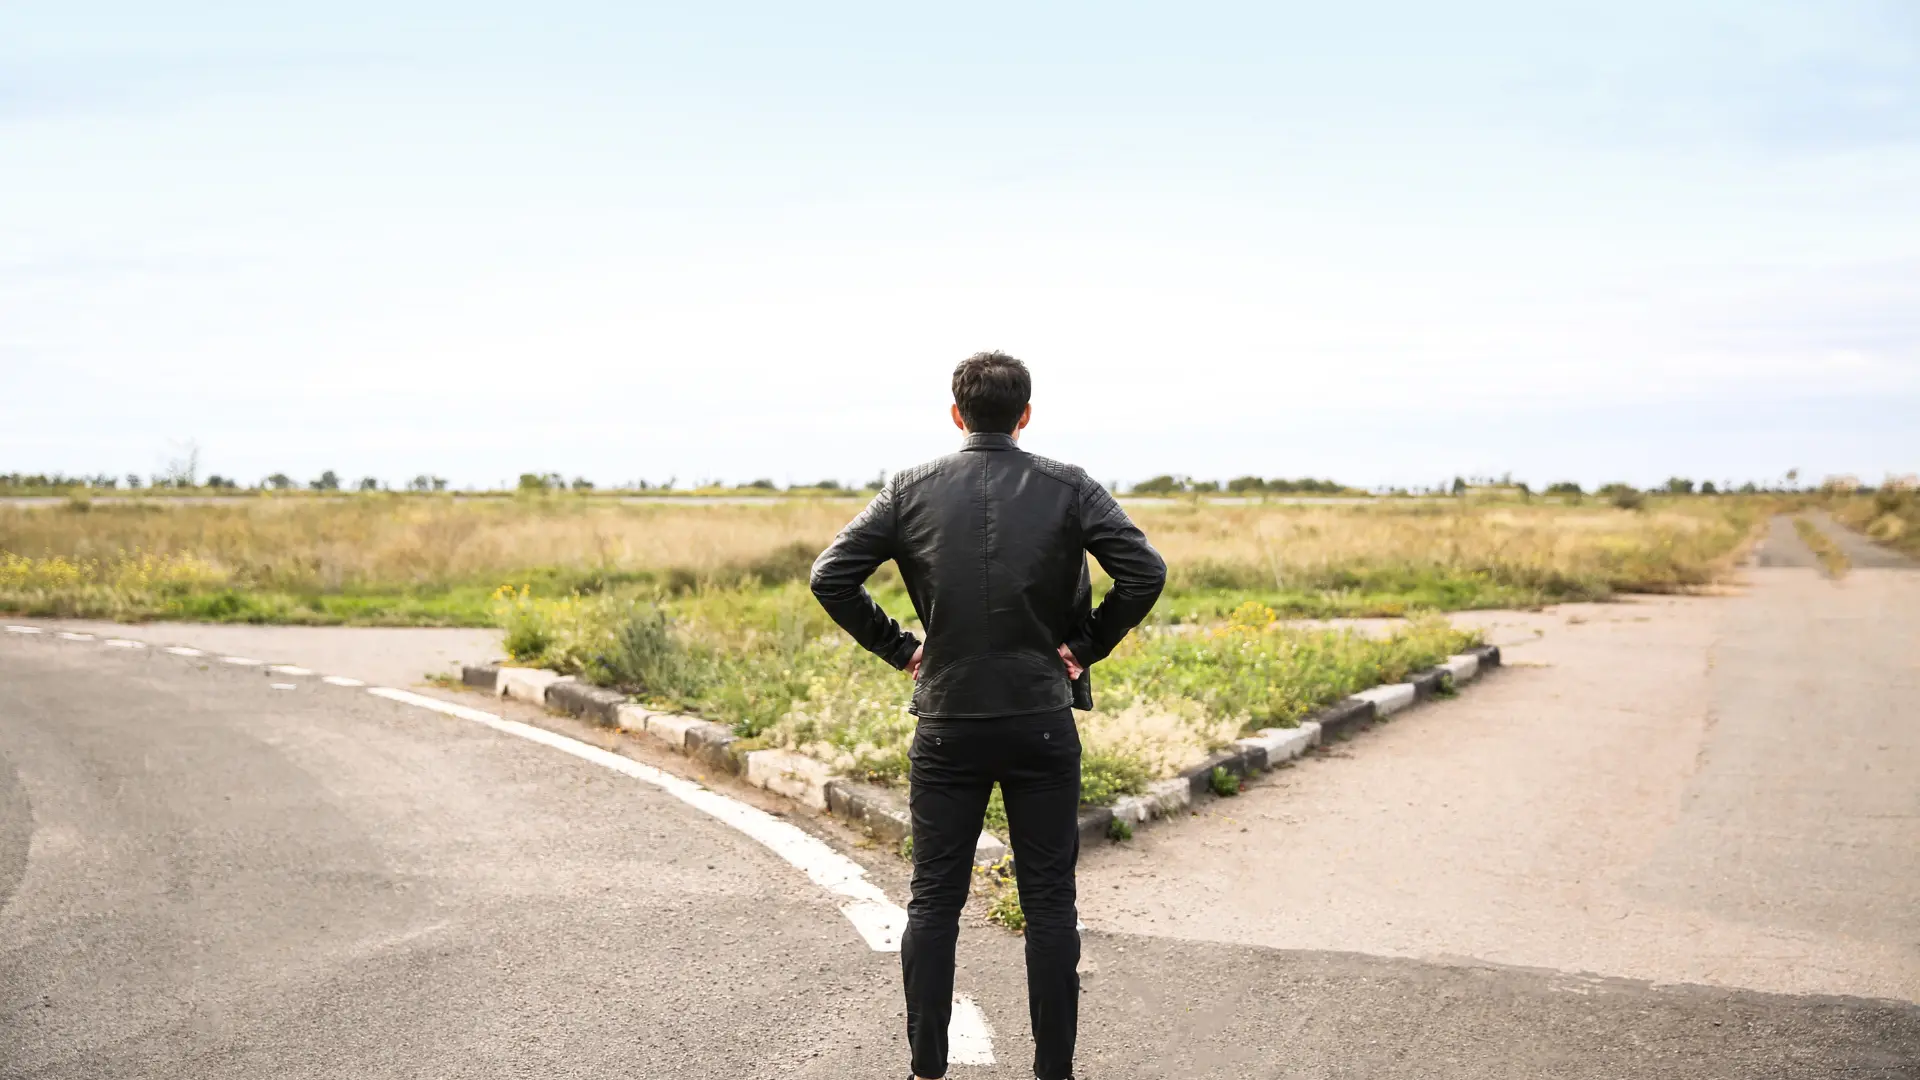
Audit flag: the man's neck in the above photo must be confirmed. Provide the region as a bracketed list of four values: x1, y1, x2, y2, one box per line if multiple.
[961, 431, 1020, 450]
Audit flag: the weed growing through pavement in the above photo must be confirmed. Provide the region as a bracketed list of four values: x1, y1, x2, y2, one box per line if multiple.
[975, 855, 1026, 933]
[1108, 816, 1134, 842]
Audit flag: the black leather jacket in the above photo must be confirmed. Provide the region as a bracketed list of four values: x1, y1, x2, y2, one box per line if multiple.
[810, 432, 1167, 719]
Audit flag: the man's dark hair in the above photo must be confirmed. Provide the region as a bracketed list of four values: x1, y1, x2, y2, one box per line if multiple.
[951, 351, 1031, 435]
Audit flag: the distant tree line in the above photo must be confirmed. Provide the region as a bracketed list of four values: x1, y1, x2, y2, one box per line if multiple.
[1130, 475, 1352, 496]
[0, 471, 447, 493]
[1, 466, 1898, 500]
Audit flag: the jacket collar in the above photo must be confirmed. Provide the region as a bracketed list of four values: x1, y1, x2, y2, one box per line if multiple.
[961, 432, 1019, 452]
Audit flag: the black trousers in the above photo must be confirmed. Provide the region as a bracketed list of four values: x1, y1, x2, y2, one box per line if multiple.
[903, 710, 1081, 1080]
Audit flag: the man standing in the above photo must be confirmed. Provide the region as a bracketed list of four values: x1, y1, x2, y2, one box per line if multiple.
[810, 351, 1166, 1080]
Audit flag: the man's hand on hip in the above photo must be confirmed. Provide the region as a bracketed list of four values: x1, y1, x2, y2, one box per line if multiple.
[1057, 643, 1084, 680]
[906, 644, 924, 680]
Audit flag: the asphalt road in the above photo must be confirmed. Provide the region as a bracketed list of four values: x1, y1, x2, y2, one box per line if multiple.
[4, 521, 1918, 1078]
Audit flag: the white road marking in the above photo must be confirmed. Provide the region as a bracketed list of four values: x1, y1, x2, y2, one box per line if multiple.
[948, 994, 997, 1065]
[365, 687, 910, 952]
[58, 632, 95, 641]
[0, 633, 994, 1059]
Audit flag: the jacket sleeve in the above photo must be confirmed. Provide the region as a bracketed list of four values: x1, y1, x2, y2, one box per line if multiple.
[1063, 478, 1167, 666]
[808, 484, 922, 670]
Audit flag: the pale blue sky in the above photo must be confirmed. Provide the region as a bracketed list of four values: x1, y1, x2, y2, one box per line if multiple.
[3, 2, 1916, 489]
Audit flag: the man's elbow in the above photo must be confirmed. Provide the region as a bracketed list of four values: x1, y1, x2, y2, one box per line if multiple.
[808, 551, 835, 600]
[809, 570, 862, 610]
[1133, 553, 1169, 597]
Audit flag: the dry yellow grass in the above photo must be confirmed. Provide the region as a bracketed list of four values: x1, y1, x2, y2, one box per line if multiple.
[1132, 500, 1756, 593]
[0, 496, 861, 589]
[0, 493, 1764, 624]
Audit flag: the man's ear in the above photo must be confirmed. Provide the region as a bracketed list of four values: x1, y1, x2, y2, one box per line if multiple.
[951, 404, 968, 432]
[1013, 404, 1032, 435]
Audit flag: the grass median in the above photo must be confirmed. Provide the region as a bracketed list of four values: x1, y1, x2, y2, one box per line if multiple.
[491, 583, 1478, 805]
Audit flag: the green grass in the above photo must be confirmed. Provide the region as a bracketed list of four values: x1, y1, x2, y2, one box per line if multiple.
[164, 585, 500, 625]
[1097, 603, 1475, 729]
[0, 580, 502, 627]
[489, 586, 1478, 806]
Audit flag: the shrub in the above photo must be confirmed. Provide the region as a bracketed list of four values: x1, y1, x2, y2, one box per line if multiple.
[492, 585, 556, 662]
[1604, 486, 1647, 510]
[588, 601, 692, 693]
[734, 540, 819, 586]
[1080, 750, 1152, 806]
[1107, 816, 1134, 842]
[1209, 765, 1240, 797]
[757, 664, 915, 780]
[1132, 475, 1185, 495]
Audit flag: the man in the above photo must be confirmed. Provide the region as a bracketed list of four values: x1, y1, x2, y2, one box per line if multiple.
[810, 351, 1166, 1080]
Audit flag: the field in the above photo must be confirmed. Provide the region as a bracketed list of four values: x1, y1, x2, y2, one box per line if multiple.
[1, 494, 1764, 804]
[0, 494, 1761, 625]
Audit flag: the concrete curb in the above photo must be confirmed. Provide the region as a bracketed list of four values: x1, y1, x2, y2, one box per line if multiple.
[457, 642, 1502, 862]
[825, 779, 914, 848]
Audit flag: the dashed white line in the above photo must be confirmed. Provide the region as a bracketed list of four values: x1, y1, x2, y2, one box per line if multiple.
[321, 674, 365, 687]
[270, 683, 297, 690]
[4, 625, 42, 634]
[105, 639, 146, 649]
[58, 631, 95, 641]
[948, 994, 997, 1065]
[364, 686, 910, 951]
[220, 656, 262, 666]
[268, 665, 313, 676]
[165, 646, 205, 657]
